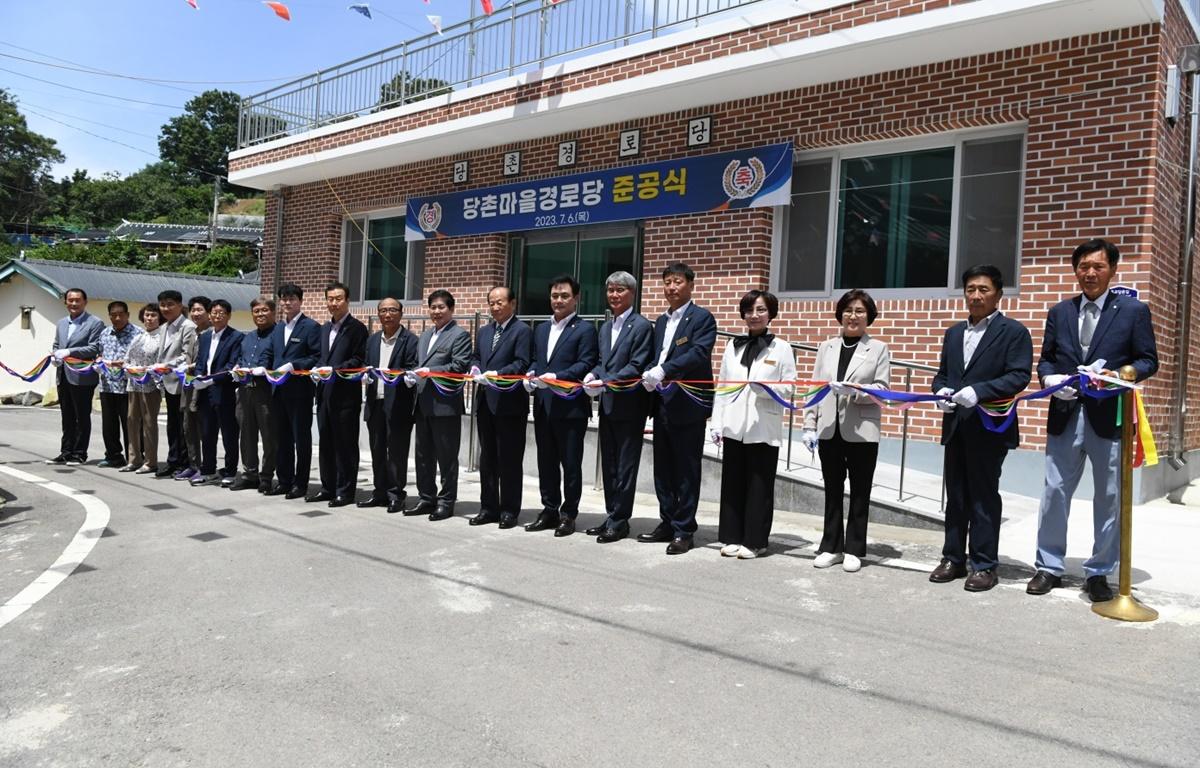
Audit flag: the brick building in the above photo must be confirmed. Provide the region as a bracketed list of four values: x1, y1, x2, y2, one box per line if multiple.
[229, 0, 1200, 500]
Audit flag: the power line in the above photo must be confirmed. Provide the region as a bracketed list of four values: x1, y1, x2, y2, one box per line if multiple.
[15, 100, 161, 140]
[2, 84, 177, 116]
[0, 66, 184, 109]
[0, 52, 200, 95]
[19, 105, 161, 160]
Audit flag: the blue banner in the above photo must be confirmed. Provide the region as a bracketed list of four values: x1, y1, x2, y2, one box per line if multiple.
[406, 143, 793, 241]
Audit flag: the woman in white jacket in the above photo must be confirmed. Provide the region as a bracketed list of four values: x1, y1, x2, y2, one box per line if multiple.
[710, 290, 796, 559]
[802, 289, 891, 573]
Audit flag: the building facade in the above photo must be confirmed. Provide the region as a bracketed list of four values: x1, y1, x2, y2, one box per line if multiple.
[230, 0, 1200, 499]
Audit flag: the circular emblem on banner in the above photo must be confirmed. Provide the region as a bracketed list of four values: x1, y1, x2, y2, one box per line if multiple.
[722, 157, 767, 200]
[418, 202, 443, 233]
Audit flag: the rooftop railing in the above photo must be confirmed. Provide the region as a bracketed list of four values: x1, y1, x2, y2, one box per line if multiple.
[238, 0, 769, 148]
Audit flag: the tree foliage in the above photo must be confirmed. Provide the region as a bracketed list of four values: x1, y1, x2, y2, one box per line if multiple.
[376, 73, 452, 112]
[45, 163, 212, 230]
[14, 240, 257, 278]
[158, 89, 242, 185]
[0, 89, 64, 224]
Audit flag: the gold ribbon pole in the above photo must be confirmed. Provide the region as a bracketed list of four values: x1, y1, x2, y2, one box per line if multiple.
[1093, 365, 1158, 622]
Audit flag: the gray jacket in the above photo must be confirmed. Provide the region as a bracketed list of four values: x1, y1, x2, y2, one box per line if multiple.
[414, 320, 471, 417]
[156, 315, 199, 396]
[52, 312, 104, 386]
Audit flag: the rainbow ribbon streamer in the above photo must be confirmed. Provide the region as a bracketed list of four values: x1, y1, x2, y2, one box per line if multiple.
[0, 356, 53, 382]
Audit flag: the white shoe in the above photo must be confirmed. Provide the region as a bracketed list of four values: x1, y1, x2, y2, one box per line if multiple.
[720, 543, 741, 557]
[813, 551, 844, 568]
[737, 546, 766, 559]
[842, 554, 862, 572]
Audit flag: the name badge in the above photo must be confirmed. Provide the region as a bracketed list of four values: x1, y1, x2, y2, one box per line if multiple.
[764, 359, 777, 365]
[675, 336, 688, 346]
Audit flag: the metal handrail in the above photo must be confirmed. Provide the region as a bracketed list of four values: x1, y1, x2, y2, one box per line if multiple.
[238, 0, 771, 148]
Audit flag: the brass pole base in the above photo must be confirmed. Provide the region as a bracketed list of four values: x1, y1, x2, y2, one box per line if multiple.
[1092, 594, 1159, 622]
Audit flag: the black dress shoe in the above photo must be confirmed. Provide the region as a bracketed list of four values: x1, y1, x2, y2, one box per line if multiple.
[470, 511, 500, 526]
[964, 568, 998, 592]
[428, 505, 453, 521]
[229, 475, 259, 491]
[1026, 570, 1063, 595]
[305, 491, 334, 503]
[597, 525, 629, 544]
[154, 466, 176, 478]
[929, 559, 968, 583]
[665, 537, 693, 555]
[263, 482, 286, 496]
[404, 501, 437, 517]
[524, 511, 560, 532]
[45, 454, 67, 465]
[257, 481, 273, 494]
[584, 523, 606, 536]
[1086, 575, 1114, 602]
[98, 459, 124, 469]
[285, 486, 307, 500]
[328, 496, 353, 508]
[498, 513, 518, 529]
[357, 496, 388, 508]
[637, 526, 673, 543]
[554, 518, 575, 537]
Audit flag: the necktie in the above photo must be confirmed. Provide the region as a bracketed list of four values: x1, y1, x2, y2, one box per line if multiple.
[1081, 302, 1099, 354]
[492, 322, 502, 350]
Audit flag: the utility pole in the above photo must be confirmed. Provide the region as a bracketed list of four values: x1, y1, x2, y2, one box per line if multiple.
[209, 176, 222, 250]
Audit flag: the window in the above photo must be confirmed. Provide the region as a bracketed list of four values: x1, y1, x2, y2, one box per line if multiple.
[777, 130, 1024, 295]
[509, 223, 640, 316]
[341, 212, 426, 303]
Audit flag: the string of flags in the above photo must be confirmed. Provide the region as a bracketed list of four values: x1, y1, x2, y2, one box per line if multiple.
[179, 0, 556, 29]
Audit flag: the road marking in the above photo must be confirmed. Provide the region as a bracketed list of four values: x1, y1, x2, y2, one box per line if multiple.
[0, 466, 111, 630]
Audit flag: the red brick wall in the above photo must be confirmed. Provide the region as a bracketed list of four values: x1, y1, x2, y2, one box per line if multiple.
[257, 15, 1193, 451]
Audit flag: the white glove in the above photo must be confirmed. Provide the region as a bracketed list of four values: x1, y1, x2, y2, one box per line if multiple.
[641, 365, 665, 391]
[315, 366, 333, 376]
[535, 372, 556, 389]
[414, 367, 430, 377]
[828, 380, 851, 395]
[251, 366, 266, 377]
[475, 369, 496, 385]
[801, 429, 818, 452]
[469, 365, 483, 384]
[709, 428, 723, 446]
[403, 371, 418, 388]
[583, 372, 603, 397]
[521, 376, 536, 393]
[191, 378, 214, 391]
[935, 387, 957, 412]
[951, 386, 978, 409]
[53, 349, 69, 361]
[277, 362, 294, 374]
[1044, 373, 1077, 400]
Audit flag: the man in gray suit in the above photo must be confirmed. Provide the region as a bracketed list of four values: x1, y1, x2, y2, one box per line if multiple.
[404, 289, 471, 520]
[47, 287, 104, 465]
[153, 290, 199, 478]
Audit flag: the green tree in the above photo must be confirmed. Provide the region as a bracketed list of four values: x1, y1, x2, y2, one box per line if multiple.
[375, 73, 452, 112]
[46, 164, 211, 229]
[0, 89, 64, 224]
[158, 89, 241, 185]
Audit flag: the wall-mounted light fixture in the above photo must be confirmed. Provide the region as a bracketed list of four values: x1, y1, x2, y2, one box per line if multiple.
[20, 305, 34, 330]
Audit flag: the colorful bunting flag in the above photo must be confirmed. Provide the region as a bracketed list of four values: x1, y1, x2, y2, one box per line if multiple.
[348, 4, 371, 19]
[427, 14, 443, 34]
[185, 0, 198, 8]
[480, 0, 494, 16]
[264, 1, 291, 21]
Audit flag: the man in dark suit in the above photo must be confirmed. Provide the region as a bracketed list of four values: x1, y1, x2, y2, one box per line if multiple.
[307, 281, 368, 507]
[583, 271, 654, 543]
[1026, 238, 1159, 602]
[522, 275, 599, 537]
[469, 286, 533, 529]
[405, 290, 472, 520]
[637, 262, 717, 555]
[190, 299, 244, 486]
[930, 264, 1032, 592]
[269, 282, 322, 499]
[230, 297, 277, 493]
[47, 287, 104, 466]
[360, 297, 419, 514]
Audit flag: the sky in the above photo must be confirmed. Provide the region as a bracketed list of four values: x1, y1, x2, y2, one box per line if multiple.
[0, 0, 482, 179]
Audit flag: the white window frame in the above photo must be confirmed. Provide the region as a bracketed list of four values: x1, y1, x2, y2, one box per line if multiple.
[771, 124, 1027, 300]
[340, 206, 425, 307]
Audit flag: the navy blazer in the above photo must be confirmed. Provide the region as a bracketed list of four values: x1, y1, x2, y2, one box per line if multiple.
[531, 315, 599, 420]
[195, 327, 245, 407]
[592, 312, 654, 421]
[1037, 291, 1158, 440]
[471, 317, 533, 417]
[271, 313, 322, 376]
[317, 313, 368, 409]
[364, 326, 419, 423]
[650, 302, 717, 425]
[931, 312, 1033, 450]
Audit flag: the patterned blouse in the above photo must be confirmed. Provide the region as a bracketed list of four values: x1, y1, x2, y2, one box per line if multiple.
[125, 327, 162, 394]
[98, 323, 142, 394]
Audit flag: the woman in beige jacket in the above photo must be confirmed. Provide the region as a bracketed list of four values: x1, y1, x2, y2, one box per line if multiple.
[710, 290, 796, 559]
[802, 290, 890, 572]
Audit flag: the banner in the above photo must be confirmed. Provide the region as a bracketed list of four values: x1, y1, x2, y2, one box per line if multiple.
[406, 143, 793, 241]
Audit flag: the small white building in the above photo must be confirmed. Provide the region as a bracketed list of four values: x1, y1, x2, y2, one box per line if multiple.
[0, 257, 262, 398]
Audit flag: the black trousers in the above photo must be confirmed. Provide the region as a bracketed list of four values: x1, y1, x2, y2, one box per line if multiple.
[200, 395, 239, 476]
[414, 409, 461, 505]
[164, 390, 184, 469]
[476, 406, 526, 517]
[317, 400, 361, 499]
[57, 374, 95, 461]
[652, 415, 705, 538]
[817, 429, 879, 557]
[598, 414, 644, 528]
[99, 391, 129, 464]
[366, 404, 413, 503]
[273, 380, 315, 491]
[718, 438, 778, 550]
[533, 411, 586, 519]
[943, 432, 1008, 571]
[236, 383, 276, 479]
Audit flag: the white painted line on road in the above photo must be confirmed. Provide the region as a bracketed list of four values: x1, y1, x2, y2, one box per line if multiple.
[0, 465, 111, 631]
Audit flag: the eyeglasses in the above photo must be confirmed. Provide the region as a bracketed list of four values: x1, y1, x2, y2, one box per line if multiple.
[378, 308, 401, 314]
[843, 308, 868, 317]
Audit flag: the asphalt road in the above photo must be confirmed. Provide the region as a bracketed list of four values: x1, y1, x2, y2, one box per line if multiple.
[1, 406, 1196, 767]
